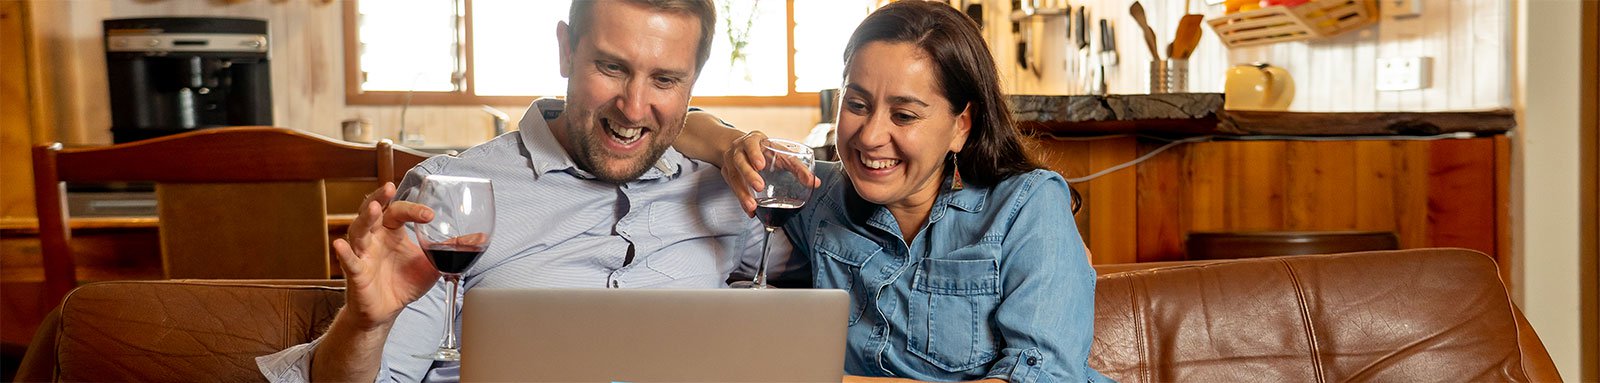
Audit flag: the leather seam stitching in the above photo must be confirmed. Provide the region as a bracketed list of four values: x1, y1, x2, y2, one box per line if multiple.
[1283, 260, 1326, 383]
[1135, 274, 1152, 383]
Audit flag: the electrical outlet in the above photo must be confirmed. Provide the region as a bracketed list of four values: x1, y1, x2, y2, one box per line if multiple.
[1376, 57, 1431, 91]
[1381, 0, 1422, 18]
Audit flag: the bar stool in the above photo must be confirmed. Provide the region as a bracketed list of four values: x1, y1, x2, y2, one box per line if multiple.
[1185, 231, 1399, 260]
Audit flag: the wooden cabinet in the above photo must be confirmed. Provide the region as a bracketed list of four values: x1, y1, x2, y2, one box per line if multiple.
[1031, 135, 1511, 283]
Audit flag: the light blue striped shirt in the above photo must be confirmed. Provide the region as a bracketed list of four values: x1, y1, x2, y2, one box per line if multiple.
[257, 99, 795, 382]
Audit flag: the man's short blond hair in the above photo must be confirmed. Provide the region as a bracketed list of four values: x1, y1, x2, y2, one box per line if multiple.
[567, 0, 717, 73]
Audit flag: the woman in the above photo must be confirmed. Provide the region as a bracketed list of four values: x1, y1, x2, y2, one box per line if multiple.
[679, 2, 1108, 382]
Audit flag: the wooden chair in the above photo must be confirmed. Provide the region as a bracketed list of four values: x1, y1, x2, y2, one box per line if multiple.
[30, 127, 432, 306]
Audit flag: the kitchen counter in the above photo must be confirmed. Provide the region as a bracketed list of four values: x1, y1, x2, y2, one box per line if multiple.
[1009, 93, 1517, 137]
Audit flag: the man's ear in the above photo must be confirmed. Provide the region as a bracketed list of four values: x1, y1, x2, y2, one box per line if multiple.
[556, 21, 573, 78]
[948, 104, 972, 153]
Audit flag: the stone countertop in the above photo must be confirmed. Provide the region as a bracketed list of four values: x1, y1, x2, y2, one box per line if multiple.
[1009, 93, 1515, 138]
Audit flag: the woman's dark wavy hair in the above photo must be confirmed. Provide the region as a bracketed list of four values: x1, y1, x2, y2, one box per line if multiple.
[841, 0, 1040, 187]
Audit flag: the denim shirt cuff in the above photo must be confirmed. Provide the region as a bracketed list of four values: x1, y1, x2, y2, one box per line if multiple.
[985, 348, 1052, 383]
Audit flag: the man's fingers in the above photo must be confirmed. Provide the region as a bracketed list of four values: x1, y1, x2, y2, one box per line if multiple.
[351, 184, 397, 236]
[381, 201, 435, 230]
[332, 238, 363, 276]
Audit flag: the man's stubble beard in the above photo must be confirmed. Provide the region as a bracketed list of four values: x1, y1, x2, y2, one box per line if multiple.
[568, 122, 675, 184]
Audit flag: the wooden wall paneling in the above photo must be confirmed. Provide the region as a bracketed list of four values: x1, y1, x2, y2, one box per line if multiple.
[1416, 0, 1448, 111]
[1425, 138, 1497, 257]
[1284, 141, 1358, 230]
[1472, 0, 1511, 108]
[1495, 135, 1513, 290]
[1085, 137, 1139, 264]
[1135, 140, 1184, 262]
[1352, 140, 1399, 233]
[1446, 0, 1473, 110]
[1350, 34, 1378, 111]
[1392, 140, 1432, 249]
[1, 0, 36, 223]
[1226, 141, 1287, 230]
[1185, 140, 1228, 233]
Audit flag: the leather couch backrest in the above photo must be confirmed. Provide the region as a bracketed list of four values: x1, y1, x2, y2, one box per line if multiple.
[18, 280, 344, 382]
[17, 250, 1556, 382]
[1088, 248, 1545, 382]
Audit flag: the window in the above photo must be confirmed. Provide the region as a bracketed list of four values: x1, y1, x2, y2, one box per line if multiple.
[344, 0, 875, 106]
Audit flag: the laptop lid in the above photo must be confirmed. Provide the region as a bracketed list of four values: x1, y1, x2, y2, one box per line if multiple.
[461, 288, 849, 383]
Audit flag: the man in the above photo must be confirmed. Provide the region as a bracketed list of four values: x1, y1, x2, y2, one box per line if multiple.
[257, 1, 793, 381]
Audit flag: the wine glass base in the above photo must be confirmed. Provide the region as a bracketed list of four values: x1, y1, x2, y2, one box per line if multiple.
[416, 347, 461, 361]
[728, 280, 772, 289]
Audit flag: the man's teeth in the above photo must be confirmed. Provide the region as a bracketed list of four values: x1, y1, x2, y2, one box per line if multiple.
[613, 126, 641, 139]
[861, 157, 900, 169]
[604, 120, 643, 143]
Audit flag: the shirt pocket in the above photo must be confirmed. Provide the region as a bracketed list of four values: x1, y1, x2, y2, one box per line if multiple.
[812, 223, 879, 325]
[644, 201, 749, 280]
[906, 243, 1002, 373]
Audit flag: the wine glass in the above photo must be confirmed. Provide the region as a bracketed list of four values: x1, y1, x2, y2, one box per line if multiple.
[745, 138, 814, 289]
[412, 175, 495, 361]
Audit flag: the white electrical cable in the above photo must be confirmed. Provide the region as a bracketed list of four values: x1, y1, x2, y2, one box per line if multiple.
[1063, 136, 1212, 184]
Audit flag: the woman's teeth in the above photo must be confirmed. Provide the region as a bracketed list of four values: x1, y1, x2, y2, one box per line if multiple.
[861, 156, 900, 170]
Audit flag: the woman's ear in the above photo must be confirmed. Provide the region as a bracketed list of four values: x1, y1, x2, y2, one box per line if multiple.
[948, 104, 973, 153]
[556, 21, 573, 78]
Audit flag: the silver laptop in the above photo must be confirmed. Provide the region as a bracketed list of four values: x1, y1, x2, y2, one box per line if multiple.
[460, 288, 849, 383]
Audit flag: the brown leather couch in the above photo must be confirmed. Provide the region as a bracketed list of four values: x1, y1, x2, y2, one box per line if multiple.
[14, 248, 1559, 382]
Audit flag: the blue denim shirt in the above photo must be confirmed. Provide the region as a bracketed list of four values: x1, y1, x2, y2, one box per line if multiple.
[784, 162, 1110, 383]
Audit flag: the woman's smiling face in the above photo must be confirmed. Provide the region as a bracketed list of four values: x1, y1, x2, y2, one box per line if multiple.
[835, 41, 970, 209]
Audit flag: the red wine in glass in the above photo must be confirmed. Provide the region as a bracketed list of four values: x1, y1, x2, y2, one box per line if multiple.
[745, 139, 814, 289]
[413, 175, 494, 361]
[424, 245, 486, 274]
[755, 197, 804, 228]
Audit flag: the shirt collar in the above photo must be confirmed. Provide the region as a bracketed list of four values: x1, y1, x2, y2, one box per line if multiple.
[842, 172, 987, 239]
[517, 98, 686, 181]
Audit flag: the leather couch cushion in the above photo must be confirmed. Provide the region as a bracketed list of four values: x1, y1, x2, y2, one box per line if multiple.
[1089, 249, 1538, 382]
[49, 280, 343, 382]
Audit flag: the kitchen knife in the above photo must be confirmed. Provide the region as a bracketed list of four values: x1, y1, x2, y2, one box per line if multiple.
[1076, 6, 1090, 94]
[1099, 18, 1117, 67]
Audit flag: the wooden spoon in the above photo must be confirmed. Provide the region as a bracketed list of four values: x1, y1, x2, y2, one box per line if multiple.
[1171, 14, 1204, 59]
[1129, 2, 1161, 60]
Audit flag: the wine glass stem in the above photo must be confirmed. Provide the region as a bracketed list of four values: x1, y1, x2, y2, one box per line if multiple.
[440, 274, 461, 350]
[754, 226, 776, 288]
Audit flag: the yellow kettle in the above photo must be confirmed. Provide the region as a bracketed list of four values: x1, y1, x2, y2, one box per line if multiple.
[1224, 63, 1294, 111]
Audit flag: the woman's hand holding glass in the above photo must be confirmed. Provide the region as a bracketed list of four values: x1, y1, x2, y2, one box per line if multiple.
[719, 131, 823, 217]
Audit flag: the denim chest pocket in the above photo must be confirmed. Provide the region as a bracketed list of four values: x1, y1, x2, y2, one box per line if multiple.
[907, 243, 1002, 372]
[812, 223, 879, 325]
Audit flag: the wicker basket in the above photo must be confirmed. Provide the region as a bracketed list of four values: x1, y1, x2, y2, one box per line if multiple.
[1206, 0, 1378, 48]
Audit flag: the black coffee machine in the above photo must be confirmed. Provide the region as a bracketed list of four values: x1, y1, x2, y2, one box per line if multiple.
[104, 17, 272, 143]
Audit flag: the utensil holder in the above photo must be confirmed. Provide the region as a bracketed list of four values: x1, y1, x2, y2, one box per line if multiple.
[1150, 59, 1188, 93]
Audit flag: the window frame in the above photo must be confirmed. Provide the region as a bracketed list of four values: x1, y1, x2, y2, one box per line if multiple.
[342, 0, 814, 106]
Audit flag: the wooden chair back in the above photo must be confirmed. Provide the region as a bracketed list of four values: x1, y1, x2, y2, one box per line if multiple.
[30, 127, 432, 305]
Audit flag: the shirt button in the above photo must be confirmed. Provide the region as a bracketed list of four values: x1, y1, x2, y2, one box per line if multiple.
[1026, 356, 1039, 366]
